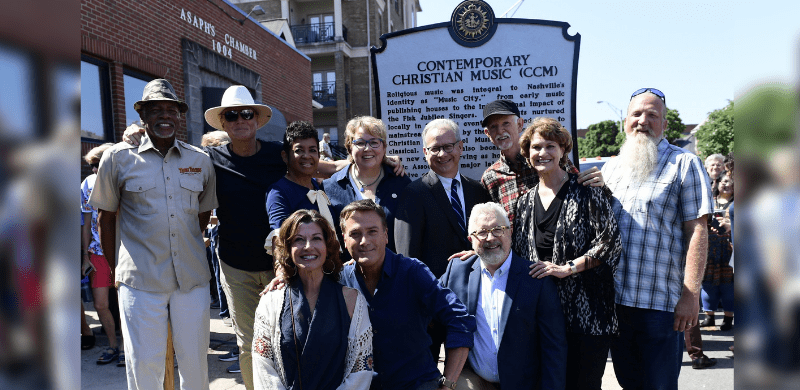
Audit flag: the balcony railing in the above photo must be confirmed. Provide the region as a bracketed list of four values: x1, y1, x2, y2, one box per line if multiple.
[292, 23, 347, 44]
[312, 81, 349, 108]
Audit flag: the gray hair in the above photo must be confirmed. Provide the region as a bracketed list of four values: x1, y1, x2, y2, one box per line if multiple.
[422, 118, 460, 147]
[705, 153, 725, 167]
[468, 202, 510, 234]
[201, 130, 231, 147]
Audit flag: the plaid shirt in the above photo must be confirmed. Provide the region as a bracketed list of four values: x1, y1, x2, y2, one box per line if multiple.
[602, 139, 713, 312]
[481, 152, 578, 227]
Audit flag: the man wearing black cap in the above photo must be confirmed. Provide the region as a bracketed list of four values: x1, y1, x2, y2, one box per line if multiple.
[479, 100, 604, 227]
[90, 79, 218, 389]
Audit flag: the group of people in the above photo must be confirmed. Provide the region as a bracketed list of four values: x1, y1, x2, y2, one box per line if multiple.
[81, 78, 725, 390]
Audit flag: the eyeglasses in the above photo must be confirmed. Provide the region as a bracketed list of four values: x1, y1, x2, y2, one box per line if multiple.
[630, 88, 666, 105]
[470, 225, 510, 240]
[425, 141, 459, 154]
[90, 163, 99, 169]
[222, 109, 256, 122]
[352, 138, 384, 149]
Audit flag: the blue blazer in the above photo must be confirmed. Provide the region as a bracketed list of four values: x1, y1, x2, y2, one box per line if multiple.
[439, 253, 568, 390]
[323, 163, 410, 256]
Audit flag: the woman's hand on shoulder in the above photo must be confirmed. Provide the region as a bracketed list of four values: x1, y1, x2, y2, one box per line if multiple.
[383, 155, 407, 177]
[448, 250, 476, 262]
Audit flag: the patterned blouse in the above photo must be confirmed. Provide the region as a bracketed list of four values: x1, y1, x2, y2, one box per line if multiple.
[513, 174, 622, 335]
[481, 152, 579, 228]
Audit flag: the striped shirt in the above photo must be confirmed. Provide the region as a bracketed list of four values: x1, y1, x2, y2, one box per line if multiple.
[602, 139, 713, 312]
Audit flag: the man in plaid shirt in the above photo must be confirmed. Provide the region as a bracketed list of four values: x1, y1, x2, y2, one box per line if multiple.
[602, 89, 713, 389]
[479, 100, 604, 227]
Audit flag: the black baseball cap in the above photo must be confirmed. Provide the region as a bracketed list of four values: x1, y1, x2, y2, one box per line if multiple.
[481, 100, 521, 127]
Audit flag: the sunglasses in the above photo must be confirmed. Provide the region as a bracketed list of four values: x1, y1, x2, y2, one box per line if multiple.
[630, 88, 666, 105]
[222, 109, 256, 122]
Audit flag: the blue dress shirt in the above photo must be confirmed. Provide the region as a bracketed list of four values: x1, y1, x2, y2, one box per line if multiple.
[469, 251, 513, 383]
[339, 248, 475, 390]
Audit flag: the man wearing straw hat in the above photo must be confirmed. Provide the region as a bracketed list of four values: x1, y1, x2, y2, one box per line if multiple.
[90, 78, 218, 389]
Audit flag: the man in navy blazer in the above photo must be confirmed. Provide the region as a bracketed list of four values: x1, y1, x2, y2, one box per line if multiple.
[440, 202, 568, 390]
[394, 118, 491, 278]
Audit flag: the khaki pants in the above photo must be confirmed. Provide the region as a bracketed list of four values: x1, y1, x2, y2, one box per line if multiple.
[118, 284, 210, 390]
[219, 261, 275, 390]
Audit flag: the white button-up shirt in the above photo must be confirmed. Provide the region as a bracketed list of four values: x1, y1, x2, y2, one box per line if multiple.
[469, 250, 513, 383]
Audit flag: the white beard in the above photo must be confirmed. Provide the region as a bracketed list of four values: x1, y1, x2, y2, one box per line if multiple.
[478, 247, 507, 265]
[618, 131, 659, 183]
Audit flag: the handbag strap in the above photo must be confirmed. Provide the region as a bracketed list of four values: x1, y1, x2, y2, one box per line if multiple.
[288, 289, 304, 390]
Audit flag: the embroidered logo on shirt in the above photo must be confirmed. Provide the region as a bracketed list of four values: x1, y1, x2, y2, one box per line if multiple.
[179, 167, 202, 174]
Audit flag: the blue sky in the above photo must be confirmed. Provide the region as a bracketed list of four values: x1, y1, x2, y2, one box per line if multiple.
[417, 0, 797, 128]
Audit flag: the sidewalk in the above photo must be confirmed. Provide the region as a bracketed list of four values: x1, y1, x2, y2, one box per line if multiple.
[82, 302, 733, 389]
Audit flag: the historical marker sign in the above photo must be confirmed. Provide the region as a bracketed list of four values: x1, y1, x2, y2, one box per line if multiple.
[372, 0, 580, 180]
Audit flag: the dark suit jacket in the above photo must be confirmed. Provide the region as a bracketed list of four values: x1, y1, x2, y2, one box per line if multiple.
[394, 169, 491, 277]
[440, 253, 568, 390]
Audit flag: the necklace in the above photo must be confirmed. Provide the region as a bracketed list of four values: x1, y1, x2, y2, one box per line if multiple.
[354, 166, 383, 193]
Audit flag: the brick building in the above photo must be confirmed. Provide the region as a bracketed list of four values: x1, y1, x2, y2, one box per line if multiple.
[230, 0, 422, 146]
[80, 0, 312, 176]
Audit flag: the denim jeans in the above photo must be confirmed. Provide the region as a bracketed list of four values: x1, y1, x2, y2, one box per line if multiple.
[610, 305, 683, 390]
[701, 281, 734, 312]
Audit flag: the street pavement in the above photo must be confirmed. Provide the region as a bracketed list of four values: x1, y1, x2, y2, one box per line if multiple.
[82, 302, 733, 389]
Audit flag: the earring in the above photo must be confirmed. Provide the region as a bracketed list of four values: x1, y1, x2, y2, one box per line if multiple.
[322, 260, 334, 275]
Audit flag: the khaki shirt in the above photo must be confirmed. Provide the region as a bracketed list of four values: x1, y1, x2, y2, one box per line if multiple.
[89, 134, 218, 293]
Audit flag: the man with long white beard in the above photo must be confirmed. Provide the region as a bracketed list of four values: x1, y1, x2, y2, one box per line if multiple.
[601, 88, 713, 390]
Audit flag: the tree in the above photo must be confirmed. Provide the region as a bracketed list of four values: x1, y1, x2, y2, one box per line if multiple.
[695, 101, 734, 158]
[578, 120, 621, 158]
[665, 108, 685, 144]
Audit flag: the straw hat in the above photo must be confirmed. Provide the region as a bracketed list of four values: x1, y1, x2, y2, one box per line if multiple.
[204, 85, 272, 130]
[133, 79, 188, 113]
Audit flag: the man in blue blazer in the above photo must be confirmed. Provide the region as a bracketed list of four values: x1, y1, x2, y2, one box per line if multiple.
[440, 202, 568, 390]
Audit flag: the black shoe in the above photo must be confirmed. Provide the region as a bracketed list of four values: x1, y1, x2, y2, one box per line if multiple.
[81, 334, 96, 350]
[210, 300, 220, 309]
[692, 356, 717, 369]
[699, 313, 715, 328]
[720, 315, 733, 331]
[117, 352, 126, 367]
[226, 361, 241, 373]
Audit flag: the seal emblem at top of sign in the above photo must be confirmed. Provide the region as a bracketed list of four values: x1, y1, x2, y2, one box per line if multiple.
[449, 0, 497, 48]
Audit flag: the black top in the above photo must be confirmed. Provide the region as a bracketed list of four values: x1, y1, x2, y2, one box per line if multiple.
[533, 183, 569, 263]
[205, 140, 286, 272]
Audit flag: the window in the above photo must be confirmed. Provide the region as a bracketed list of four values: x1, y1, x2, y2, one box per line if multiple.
[80, 56, 113, 141]
[51, 64, 80, 127]
[123, 70, 154, 127]
[312, 71, 337, 107]
[0, 45, 33, 139]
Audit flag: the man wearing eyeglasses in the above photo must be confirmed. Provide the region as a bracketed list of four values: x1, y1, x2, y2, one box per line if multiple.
[439, 202, 567, 390]
[479, 99, 605, 229]
[394, 118, 492, 361]
[89, 79, 218, 389]
[601, 88, 712, 389]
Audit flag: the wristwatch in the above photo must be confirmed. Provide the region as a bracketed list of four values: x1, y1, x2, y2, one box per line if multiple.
[438, 375, 457, 389]
[568, 260, 578, 275]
